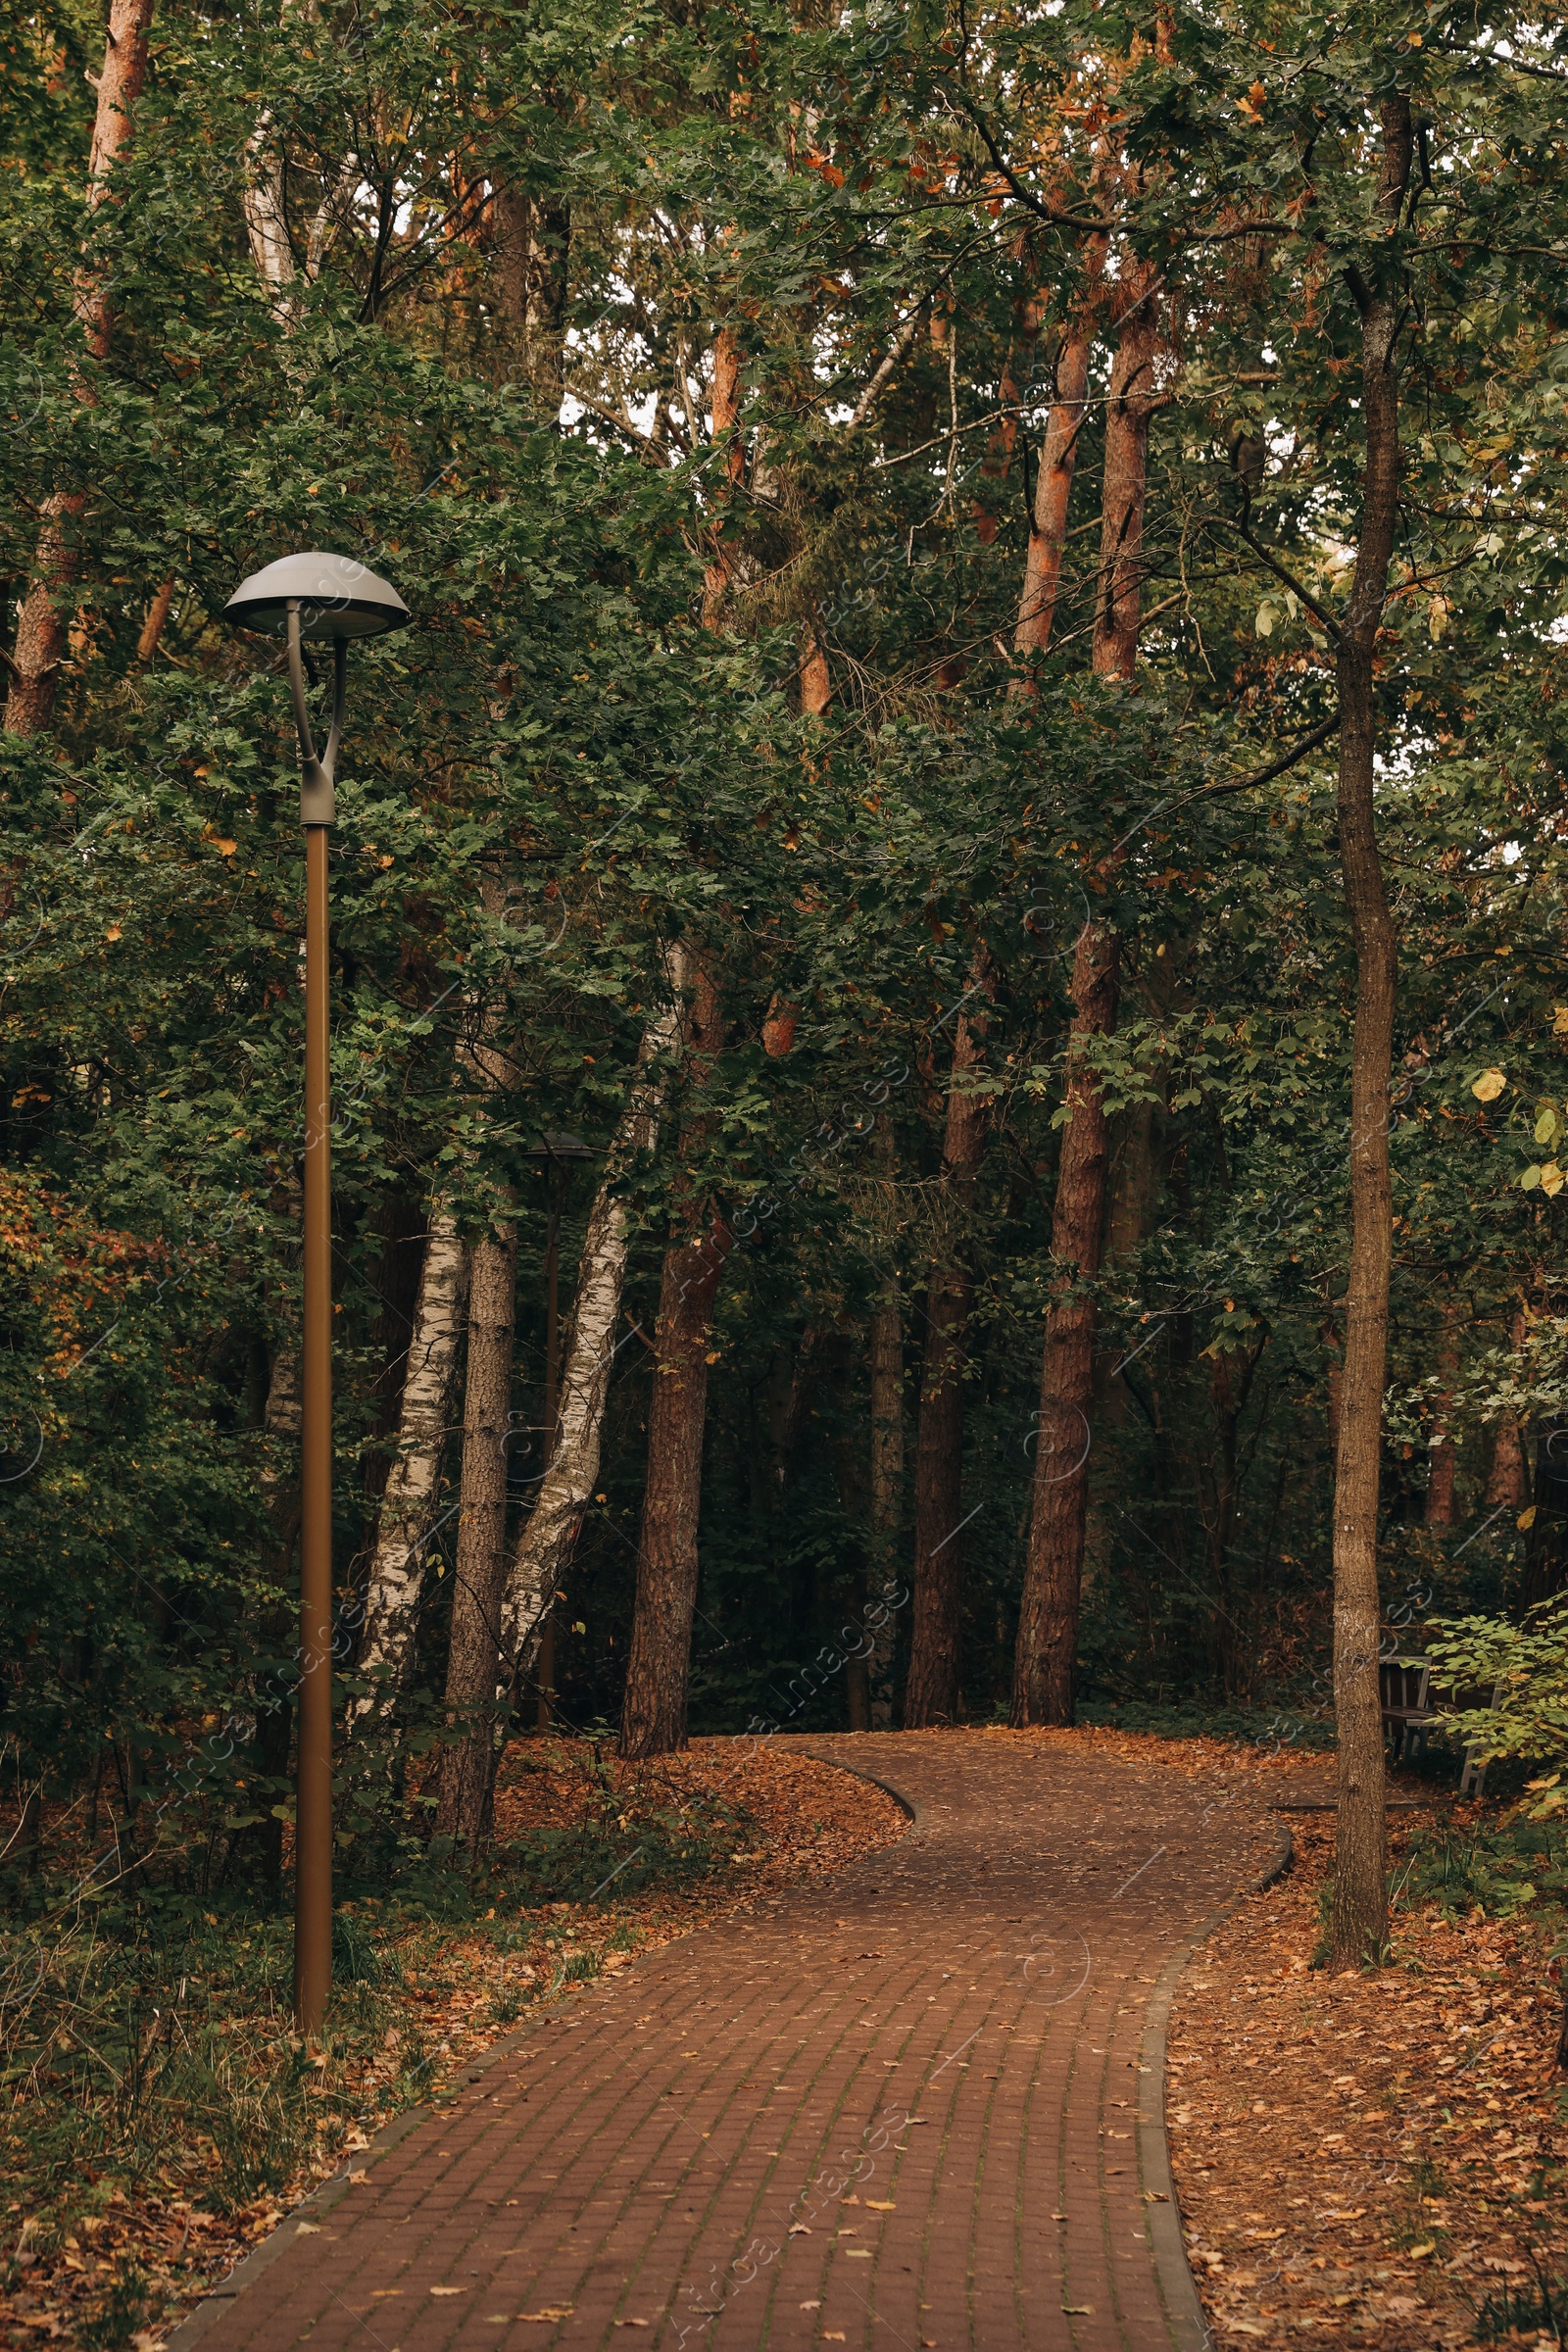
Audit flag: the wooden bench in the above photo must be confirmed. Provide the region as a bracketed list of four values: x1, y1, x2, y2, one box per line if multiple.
[1379, 1656, 1500, 1794]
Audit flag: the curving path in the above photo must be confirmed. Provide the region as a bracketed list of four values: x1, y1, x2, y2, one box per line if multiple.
[173, 1731, 1282, 2352]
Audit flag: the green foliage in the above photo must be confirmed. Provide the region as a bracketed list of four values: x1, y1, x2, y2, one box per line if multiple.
[1424, 1598, 1568, 1771]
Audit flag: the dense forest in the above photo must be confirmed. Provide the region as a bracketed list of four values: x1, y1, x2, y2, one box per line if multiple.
[4, 0, 1568, 1970]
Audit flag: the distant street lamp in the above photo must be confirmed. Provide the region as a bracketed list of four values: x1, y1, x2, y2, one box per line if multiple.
[223, 551, 409, 2037]
[522, 1133, 597, 1728]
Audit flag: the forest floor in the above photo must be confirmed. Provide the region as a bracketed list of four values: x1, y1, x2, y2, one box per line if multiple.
[1169, 1805, 1568, 2348]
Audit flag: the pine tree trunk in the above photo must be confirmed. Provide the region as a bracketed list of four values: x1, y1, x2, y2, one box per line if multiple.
[1010, 269, 1159, 1725]
[1091, 263, 1160, 678]
[866, 1131, 905, 1730]
[494, 186, 570, 414]
[1328, 96, 1412, 1973]
[1011, 925, 1118, 1723]
[433, 1215, 518, 1854]
[1012, 239, 1104, 672]
[4, 0, 155, 737]
[499, 990, 686, 1682]
[349, 1210, 468, 1729]
[619, 958, 729, 1758]
[904, 981, 994, 1727]
[1485, 1310, 1529, 1506]
[619, 1212, 733, 1756]
[702, 328, 746, 624]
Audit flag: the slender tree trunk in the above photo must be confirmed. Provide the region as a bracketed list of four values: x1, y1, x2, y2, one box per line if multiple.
[1010, 270, 1158, 1726]
[1012, 238, 1106, 673]
[866, 1129, 905, 1730]
[1425, 1296, 1459, 1529]
[349, 1211, 468, 1729]
[620, 959, 730, 1758]
[1011, 928, 1118, 1722]
[1328, 96, 1411, 1972]
[4, 0, 155, 737]
[1091, 263, 1160, 678]
[241, 108, 298, 320]
[619, 1219, 733, 1757]
[702, 328, 746, 625]
[799, 617, 831, 717]
[1486, 1309, 1529, 1507]
[433, 1214, 518, 1853]
[134, 574, 175, 665]
[499, 989, 685, 1681]
[904, 978, 995, 1727]
[494, 185, 570, 414]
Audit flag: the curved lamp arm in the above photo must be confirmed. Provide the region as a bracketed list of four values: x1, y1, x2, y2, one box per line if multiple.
[286, 600, 347, 827]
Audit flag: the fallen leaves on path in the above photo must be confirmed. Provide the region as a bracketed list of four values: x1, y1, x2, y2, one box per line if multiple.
[0, 1740, 904, 2352]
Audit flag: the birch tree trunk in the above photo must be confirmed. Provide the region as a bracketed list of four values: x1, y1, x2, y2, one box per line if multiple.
[1010, 263, 1159, 1727]
[348, 1211, 468, 1728]
[433, 1212, 517, 1853]
[4, 0, 155, 738]
[498, 987, 686, 1683]
[1328, 95, 1411, 1971]
[904, 975, 995, 1727]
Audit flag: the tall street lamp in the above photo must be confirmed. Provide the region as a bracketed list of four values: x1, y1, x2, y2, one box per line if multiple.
[223, 551, 409, 2037]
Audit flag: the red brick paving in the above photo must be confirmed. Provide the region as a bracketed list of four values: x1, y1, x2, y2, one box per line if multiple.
[177, 1731, 1279, 2352]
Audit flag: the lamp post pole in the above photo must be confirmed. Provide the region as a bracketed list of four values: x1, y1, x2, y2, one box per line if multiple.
[294, 606, 340, 2040]
[224, 553, 409, 2040]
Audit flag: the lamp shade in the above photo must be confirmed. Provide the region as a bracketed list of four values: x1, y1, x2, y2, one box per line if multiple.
[223, 551, 410, 641]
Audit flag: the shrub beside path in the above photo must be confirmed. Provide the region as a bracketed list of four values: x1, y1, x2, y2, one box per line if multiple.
[173, 1729, 1284, 2352]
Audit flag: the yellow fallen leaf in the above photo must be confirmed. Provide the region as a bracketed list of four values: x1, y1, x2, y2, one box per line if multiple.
[105, 923, 122, 941]
[864, 2199, 896, 2211]
[1472, 1067, 1507, 1102]
[1408, 2240, 1436, 2259]
[429, 2285, 467, 2295]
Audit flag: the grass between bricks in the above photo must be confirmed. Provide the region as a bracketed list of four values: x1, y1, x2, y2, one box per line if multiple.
[0, 1738, 906, 2352]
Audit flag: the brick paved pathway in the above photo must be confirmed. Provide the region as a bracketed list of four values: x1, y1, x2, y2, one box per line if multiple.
[179, 1731, 1280, 2352]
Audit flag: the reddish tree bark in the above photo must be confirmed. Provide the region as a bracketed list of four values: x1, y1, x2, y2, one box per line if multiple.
[433, 1213, 518, 1854]
[1010, 264, 1159, 1727]
[702, 327, 746, 625]
[1328, 96, 1412, 1972]
[904, 972, 995, 1726]
[1012, 240, 1106, 673]
[1091, 262, 1161, 678]
[620, 959, 731, 1757]
[5, 0, 156, 737]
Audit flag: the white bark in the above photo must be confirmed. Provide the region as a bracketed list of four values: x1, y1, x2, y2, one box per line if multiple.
[349, 1209, 468, 1727]
[241, 112, 298, 323]
[499, 966, 689, 1675]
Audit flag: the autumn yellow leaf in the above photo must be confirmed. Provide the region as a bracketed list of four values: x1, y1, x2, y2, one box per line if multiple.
[1471, 1068, 1506, 1102]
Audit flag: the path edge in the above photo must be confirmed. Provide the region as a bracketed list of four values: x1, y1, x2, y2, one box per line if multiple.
[1138, 1815, 1295, 2352]
[164, 1740, 913, 2352]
